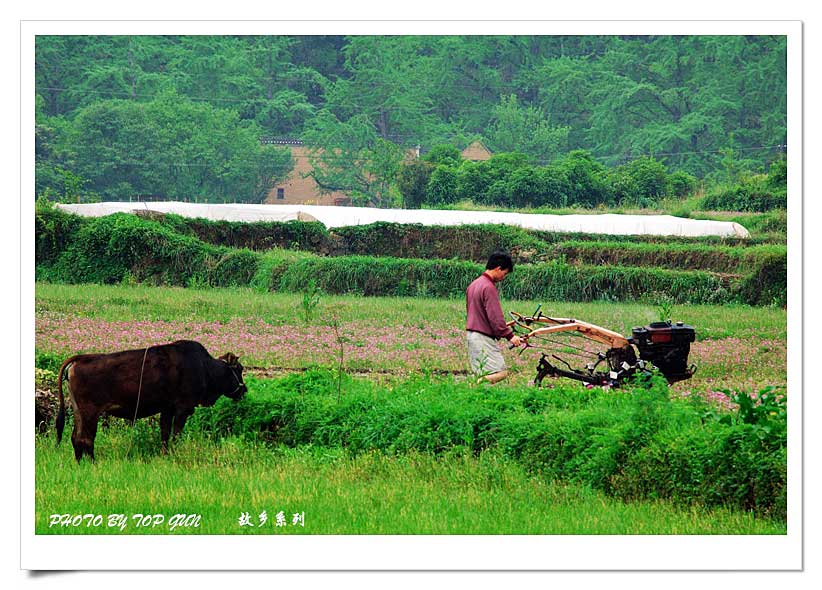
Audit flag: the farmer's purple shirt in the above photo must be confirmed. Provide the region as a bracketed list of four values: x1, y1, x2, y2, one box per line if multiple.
[466, 272, 514, 341]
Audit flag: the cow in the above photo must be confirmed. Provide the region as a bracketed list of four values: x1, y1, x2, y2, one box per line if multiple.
[56, 340, 247, 462]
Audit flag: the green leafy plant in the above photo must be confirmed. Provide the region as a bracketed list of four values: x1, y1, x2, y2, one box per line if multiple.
[300, 279, 323, 323]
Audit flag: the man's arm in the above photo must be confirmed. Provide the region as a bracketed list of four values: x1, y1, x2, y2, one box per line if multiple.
[483, 289, 514, 340]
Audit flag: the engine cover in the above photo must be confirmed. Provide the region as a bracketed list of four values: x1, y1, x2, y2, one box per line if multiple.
[630, 321, 696, 383]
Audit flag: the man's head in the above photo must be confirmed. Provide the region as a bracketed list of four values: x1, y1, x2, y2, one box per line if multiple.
[485, 251, 514, 282]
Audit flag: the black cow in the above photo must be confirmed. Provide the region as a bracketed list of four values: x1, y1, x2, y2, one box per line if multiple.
[56, 340, 247, 462]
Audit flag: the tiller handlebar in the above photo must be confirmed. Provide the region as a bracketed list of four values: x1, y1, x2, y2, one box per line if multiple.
[508, 309, 697, 388]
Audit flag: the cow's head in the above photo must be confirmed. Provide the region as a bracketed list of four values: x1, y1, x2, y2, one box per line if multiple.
[219, 352, 247, 400]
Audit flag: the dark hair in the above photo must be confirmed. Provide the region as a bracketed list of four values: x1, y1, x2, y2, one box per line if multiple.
[486, 251, 514, 272]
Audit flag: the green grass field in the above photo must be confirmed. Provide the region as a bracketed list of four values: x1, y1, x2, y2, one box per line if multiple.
[34, 282, 788, 535]
[35, 282, 787, 392]
[35, 430, 785, 535]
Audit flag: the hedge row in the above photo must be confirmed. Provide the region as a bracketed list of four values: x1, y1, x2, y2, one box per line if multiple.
[35, 211, 786, 306]
[702, 179, 788, 213]
[546, 241, 785, 274]
[275, 254, 736, 305]
[38, 205, 787, 273]
[179, 370, 786, 521]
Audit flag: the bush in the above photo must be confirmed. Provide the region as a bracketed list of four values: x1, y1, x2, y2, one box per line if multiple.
[425, 165, 460, 206]
[43, 212, 264, 287]
[397, 160, 435, 209]
[35, 209, 785, 305]
[554, 150, 614, 207]
[735, 252, 787, 307]
[702, 176, 786, 212]
[179, 371, 787, 521]
[610, 157, 669, 205]
[35, 199, 87, 265]
[767, 156, 787, 189]
[668, 170, 698, 197]
[422, 144, 462, 167]
[455, 160, 494, 203]
[535, 166, 571, 208]
[159, 214, 330, 252]
[507, 167, 545, 208]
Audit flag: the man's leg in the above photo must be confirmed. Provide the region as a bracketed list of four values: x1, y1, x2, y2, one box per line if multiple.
[481, 370, 509, 384]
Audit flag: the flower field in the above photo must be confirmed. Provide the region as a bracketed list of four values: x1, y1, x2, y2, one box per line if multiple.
[35, 282, 787, 401]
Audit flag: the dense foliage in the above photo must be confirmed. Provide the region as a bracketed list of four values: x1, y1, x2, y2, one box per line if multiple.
[36, 35, 787, 206]
[177, 371, 786, 521]
[397, 149, 786, 210]
[34, 206, 787, 306]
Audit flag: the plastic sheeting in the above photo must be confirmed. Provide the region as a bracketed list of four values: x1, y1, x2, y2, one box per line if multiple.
[56, 201, 751, 238]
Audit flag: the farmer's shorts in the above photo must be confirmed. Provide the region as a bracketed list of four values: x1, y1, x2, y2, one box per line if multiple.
[466, 331, 506, 376]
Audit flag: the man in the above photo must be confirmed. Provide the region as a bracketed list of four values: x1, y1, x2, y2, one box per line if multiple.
[466, 251, 522, 384]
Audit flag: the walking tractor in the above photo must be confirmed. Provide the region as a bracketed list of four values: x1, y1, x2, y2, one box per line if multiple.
[507, 305, 697, 388]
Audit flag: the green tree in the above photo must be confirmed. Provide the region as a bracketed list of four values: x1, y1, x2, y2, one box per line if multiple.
[767, 156, 787, 189]
[422, 145, 462, 167]
[488, 94, 569, 162]
[555, 150, 613, 207]
[302, 110, 405, 207]
[610, 156, 669, 205]
[34, 34, 788, 197]
[667, 170, 698, 197]
[397, 160, 435, 209]
[425, 165, 459, 206]
[507, 167, 545, 208]
[64, 92, 291, 202]
[324, 36, 439, 142]
[456, 160, 494, 204]
[536, 166, 571, 208]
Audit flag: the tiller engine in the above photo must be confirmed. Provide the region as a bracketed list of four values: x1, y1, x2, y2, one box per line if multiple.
[508, 307, 697, 388]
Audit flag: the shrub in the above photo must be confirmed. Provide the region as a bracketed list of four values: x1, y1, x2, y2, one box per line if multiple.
[702, 176, 786, 212]
[668, 170, 698, 197]
[177, 372, 787, 521]
[425, 165, 460, 206]
[554, 150, 614, 207]
[35, 209, 784, 306]
[610, 157, 669, 205]
[767, 156, 787, 189]
[455, 160, 494, 203]
[422, 144, 462, 167]
[397, 160, 435, 209]
[35, 200, 87, 265]
[158, 214, 330, 252]
[507, 167, 545, 208]
[735, 252, 787, 307]
[535, 166, 571, 208]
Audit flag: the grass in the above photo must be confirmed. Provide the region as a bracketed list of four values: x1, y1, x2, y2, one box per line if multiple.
[35, 282, 787, 340]
[34, 282, 788, 395]
[35, 431, 785, 535]
[32, 282, 788, 535]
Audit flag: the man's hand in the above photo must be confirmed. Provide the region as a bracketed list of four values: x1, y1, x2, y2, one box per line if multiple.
[509, 335, 523, 348]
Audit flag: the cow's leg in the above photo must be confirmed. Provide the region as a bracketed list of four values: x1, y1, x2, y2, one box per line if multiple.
[160, 411, 173, 454]
[84, 416, 99, 463]
[170, 409, 192, 447]
[71, 411, 99, 463]
[70, 412, 84, 462]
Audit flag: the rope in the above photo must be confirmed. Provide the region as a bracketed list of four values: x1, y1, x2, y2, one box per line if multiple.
[133, 346, 150, 425]
[125, 347, 150, 459]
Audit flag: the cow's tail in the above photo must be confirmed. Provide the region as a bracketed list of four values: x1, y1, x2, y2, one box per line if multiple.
[56, 355, 81, 446]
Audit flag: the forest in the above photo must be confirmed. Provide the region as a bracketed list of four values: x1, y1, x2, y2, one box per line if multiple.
[35, 35, 788, 208]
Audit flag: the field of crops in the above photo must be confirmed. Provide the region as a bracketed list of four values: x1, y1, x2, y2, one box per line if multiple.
[34, 282, 788, 535]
